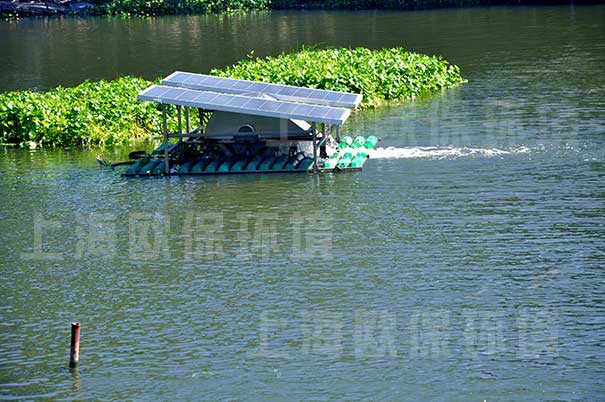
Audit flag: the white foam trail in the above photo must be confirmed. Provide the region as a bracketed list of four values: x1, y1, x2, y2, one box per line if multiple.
[368, 146, 531, 160]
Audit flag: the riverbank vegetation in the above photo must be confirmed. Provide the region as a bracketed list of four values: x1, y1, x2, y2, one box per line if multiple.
[92, 0, 268, 16]
[92, 0, 573, 17]
[2, 0, 594, 18]
[90, 0, 602, 16]
[0, 47, 465, 147]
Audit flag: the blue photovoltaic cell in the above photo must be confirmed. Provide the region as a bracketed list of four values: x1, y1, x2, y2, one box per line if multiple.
[239, 82, 256, 91]
[242, 98, 265, 109]
[243, 82, 260, 92]
[202, 76, 222, 87]
[276, 86, 297, 97]
[320, 91, 333, 100]
[146, 86, 169, 98]
[290, 104, 310, 116]
[276, 103, 296, 115]
[325, 92, 343, 102]
[180, 76, 195, 85]
[335, 93, 347, 103]
[212, 94, 231, 105]
[225, 96, 244, 107]
[260, 101, 281, 112]
[307, 106, 324, 117]
[229, 80, 241, 90]
[192, 93, 209, 103]
[325, 109, 341, 120]
[162, 88, 179, 99]
[177, 91, 196, 102]
[172, 72, 189, 82]
[162, 71, 362, 109]
[253, 83, 270, 93]
[294, 88, 313, 98]
[317, 107, 331, 118]
[174, 91, 188, 100]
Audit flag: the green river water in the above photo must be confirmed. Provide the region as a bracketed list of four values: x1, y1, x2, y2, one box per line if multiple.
[1, 5, 604, 400]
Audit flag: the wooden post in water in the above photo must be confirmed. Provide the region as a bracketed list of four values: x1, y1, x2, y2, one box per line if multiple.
[69, 322, 80, 368]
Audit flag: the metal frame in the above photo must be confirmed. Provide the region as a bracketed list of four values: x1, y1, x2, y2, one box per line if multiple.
[311, 122, 318, 172]
[157, 106, 345, 176]
[157, 105, 347, 176]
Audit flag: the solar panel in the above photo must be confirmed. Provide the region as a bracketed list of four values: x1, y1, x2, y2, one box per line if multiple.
[162, 71, 362, 109]
[138, 85, 351, 125]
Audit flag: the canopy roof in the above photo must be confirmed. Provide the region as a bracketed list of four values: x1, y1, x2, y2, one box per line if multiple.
[137, 71, 362, 126]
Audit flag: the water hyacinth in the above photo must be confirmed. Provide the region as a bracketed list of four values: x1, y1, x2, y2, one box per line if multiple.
[212, 47, 466, 108]
[0, 47, 465, 148]
[0, 77, 163, 147]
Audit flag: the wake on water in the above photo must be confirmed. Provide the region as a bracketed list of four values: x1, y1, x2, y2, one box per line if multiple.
[367, 146, 531, 160]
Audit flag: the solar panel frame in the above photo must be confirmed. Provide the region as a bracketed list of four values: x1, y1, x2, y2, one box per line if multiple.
[162, 71, 362, 109]
[138, 85, 351, 125]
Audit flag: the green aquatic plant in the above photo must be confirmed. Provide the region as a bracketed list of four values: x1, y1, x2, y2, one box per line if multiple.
[212, 47, 466, 108]
[0, 47, 464, 147]
[0, 77, 165, 147]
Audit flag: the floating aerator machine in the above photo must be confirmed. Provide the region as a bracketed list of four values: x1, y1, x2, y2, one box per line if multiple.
[122, 71, 377, 177]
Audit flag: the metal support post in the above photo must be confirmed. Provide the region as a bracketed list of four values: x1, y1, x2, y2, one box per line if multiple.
[162, 104, 169, 175]
[185, 106, 190, 135]
[312, 122, 318, 172]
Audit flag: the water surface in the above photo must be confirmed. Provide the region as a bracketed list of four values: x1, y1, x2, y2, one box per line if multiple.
[1, 5, 605, 400]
